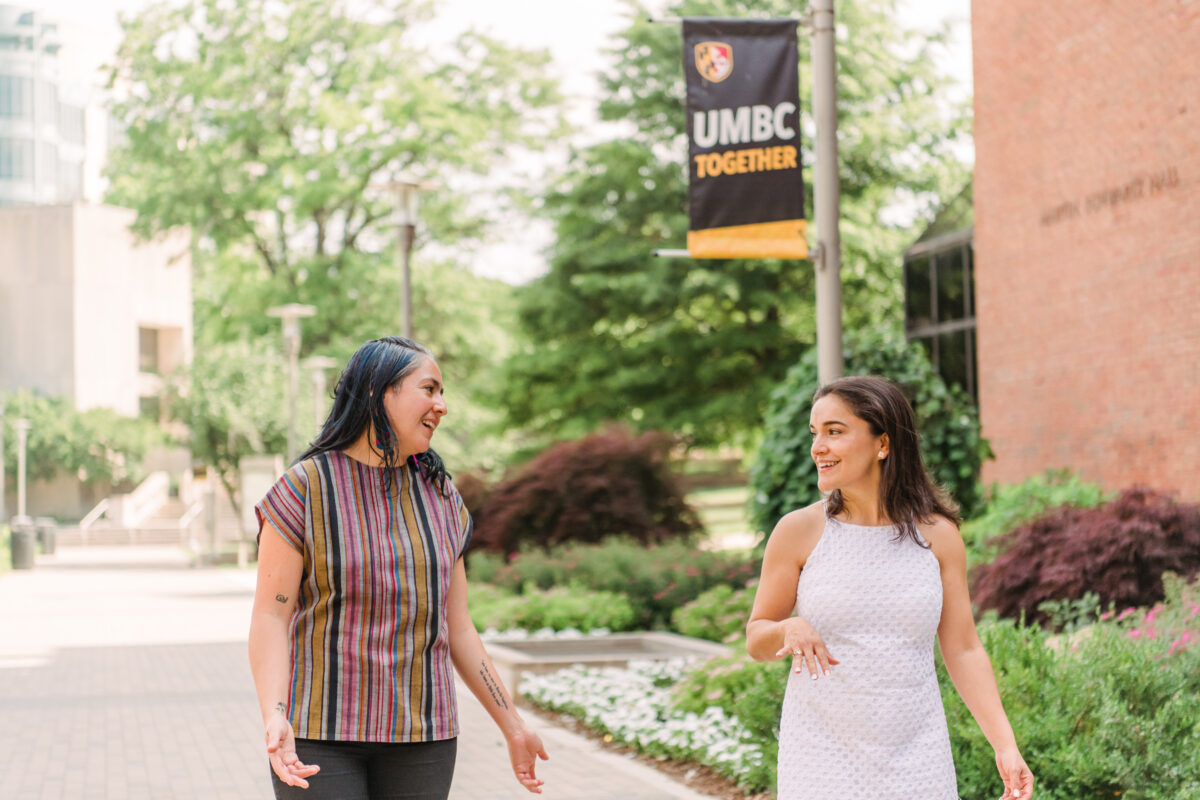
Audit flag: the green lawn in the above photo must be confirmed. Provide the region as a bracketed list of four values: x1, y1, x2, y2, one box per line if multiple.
[687, 486, 756, 545]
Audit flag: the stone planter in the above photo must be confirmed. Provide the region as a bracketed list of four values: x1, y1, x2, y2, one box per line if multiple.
[487, 631, 731, 695]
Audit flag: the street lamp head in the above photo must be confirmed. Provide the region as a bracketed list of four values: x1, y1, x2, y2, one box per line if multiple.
[266, 303, 318, 321]
[379, 178, 437, 226]
[301, 356, 340, 371]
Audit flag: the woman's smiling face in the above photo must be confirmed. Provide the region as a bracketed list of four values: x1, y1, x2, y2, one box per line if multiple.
[809, 392, 888, 494]
[383, 355, 447, 458]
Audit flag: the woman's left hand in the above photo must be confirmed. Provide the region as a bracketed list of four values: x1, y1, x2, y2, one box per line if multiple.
[506, 723, 549, 793]
[995, 747, 1033, 799]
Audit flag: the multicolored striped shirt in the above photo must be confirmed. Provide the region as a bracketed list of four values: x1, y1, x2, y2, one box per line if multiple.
[254, 450, 472, 743]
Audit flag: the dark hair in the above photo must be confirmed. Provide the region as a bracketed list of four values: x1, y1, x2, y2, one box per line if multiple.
[298, 336, 449, 492]
[814, 375, 959, 546]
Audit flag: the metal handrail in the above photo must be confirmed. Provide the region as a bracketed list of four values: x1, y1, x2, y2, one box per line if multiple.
[177, 498, 205, 531]
[79, 498, 110, 531]
[123, 471, 169, 528]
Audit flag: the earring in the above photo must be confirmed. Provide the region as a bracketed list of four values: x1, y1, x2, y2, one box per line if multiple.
[878, 452, 885, 459]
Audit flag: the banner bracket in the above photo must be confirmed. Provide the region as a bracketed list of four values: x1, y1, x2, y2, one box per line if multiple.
[652, 249, 692, 258]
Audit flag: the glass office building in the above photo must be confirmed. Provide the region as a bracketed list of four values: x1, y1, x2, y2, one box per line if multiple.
[0, 4, 85, 205]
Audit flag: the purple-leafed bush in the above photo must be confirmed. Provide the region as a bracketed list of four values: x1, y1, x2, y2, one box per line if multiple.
[473, 427, 702, 555]
[973, 487, 1200, 627]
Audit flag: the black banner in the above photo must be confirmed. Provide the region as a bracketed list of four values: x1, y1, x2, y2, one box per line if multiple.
[683, 18, 806, 259]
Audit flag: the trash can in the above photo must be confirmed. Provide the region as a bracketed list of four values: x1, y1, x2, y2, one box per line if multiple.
[9, 521, 36, 570]
[35, 517, 57, 556]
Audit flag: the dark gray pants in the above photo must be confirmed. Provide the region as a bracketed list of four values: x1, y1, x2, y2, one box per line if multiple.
[270, 737, 457, 800]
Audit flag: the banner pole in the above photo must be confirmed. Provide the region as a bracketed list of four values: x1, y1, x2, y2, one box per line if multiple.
[810, 0, 844, 385]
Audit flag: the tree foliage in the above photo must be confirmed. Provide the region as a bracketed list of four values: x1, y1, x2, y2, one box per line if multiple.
[165, 339, 292, 521]
[498, 0, 971, 447]
[105, 0, 552, 477]
[1, 391, 167, 488]
[472, 427, 703, 556]
[107, 0, 559, 344]
[748, 329, 987, 536]
[972, 488, 1200, 627]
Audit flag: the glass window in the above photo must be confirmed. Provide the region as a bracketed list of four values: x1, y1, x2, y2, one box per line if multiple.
[904, 255, 932, 331]
[903, 233, 977, 403]
[139, 328, 159, 373]
[965, 244, 975, 317]
[139, 395, 161, 422]
[936, 246, 966, 322]
[0, 76, 32, 119]
[0, 137, 33, 179]
[937, 329, 969, 395]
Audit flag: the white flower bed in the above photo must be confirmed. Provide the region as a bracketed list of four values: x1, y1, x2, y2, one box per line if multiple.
[519, 658, 766, 785]
[480, 626, 612, 642]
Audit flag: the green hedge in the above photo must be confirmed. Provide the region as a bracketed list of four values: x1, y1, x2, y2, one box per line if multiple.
[748, 329, 988, 537]
[962, 469, 1111, 573]
[671, 582, 756, 643]
[469, 582, 637, 633]
[942, 578, 1200, 799]
[668, 574, 1200, 798]
[468, 537, 759, 629]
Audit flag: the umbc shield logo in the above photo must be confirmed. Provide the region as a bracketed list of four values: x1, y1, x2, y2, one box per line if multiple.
[694, 41, 733, 83]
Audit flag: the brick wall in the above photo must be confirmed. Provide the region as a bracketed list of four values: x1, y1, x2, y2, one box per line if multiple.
[972, 1, 1200, 499]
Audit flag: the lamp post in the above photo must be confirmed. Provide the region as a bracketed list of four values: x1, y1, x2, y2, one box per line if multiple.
[267, 304, 317, 464]
[810, 0, 845, 385]
[0, 397, 6, 524]
[13, 417, 31, 524]
[301, 356, 339, 434]
[382, 179, 434, 339]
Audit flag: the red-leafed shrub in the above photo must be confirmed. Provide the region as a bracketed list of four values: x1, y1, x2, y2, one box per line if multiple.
[473, 427, 702, 555]
[973, 487, 1200, 626]
[452, 471, 492, 549]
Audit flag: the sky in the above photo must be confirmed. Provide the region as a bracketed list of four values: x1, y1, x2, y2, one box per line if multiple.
[33, 0, 972, 283]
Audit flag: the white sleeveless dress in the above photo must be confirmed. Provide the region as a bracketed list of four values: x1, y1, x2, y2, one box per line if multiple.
[776, 515, 958, 799]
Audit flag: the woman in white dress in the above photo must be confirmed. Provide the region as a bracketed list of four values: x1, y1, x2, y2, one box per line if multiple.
[747, 376, 1033, 800]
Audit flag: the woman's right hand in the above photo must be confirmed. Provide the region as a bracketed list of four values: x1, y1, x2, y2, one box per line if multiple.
[265, 711, 321, 789]
[774, 616, 840, 679]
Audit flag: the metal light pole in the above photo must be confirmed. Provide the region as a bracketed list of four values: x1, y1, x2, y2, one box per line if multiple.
[810, 0, 845, 385]
[383, 179, 433, 339]
[0, 397, 6, 524]
[14, 418, 31, 524]
[267, 304, 316, 464]
[301, 356, 339, 434]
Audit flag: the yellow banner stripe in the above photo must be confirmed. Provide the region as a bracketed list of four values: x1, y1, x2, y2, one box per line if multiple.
[687, 219, 808, 259]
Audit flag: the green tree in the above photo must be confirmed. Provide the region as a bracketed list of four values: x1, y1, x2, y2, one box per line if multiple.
[105, 0, 555, 478]
[1, 391, 167, 489]
[107, 0, 560, 351]
[499, 0, 970, 448]
[748, 329, 988, 536]
[165, 339, 291, 521]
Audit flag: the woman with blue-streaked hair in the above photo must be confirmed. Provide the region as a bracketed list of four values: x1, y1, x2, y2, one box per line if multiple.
[249, 336, 547, 799]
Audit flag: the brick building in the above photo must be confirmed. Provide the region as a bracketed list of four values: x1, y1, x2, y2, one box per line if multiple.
[968, 1, 1199, 499]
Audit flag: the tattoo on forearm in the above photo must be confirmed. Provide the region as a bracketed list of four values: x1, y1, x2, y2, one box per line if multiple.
[479, 661, 509, 710]
[275, 594, 288, 604]
[274, 701, 287, 716]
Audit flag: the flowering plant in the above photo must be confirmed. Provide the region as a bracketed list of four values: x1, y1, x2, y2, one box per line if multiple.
[520, 659, 771, 792]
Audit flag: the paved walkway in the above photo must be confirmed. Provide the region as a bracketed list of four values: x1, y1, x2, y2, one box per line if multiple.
[0, 547, 713, 800]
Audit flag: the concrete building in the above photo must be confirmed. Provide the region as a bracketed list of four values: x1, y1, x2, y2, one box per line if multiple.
[0, 4, 86, 206]
[0, 203, 192, 417]
[967, 1, 1199, 498]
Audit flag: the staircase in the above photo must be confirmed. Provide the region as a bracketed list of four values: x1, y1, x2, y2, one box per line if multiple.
[56, 474, 247, 549]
